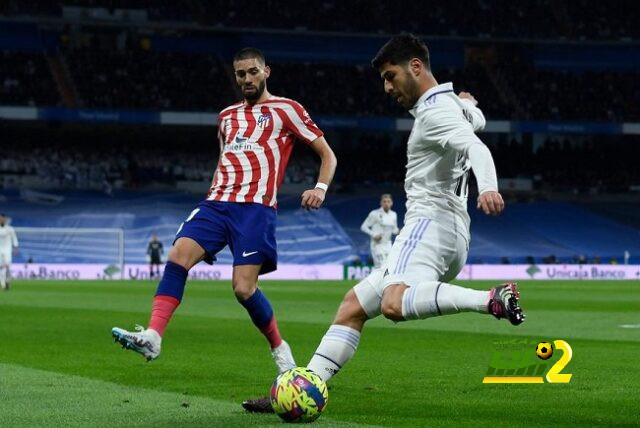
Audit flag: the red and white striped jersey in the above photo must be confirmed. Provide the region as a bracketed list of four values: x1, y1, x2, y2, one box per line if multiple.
[208, 96, 324, 207]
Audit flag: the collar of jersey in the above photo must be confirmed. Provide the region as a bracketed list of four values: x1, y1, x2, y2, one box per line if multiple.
[409, 82, 454, 117]
[243, 94, 274, 106]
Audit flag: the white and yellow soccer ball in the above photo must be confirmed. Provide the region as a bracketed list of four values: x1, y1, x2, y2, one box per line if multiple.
[536, 342, 554, 360]
[270, 367, 329, 423]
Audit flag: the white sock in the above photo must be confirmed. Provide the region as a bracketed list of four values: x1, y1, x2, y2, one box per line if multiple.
[307, 324, 360, 382]
[402, 281, 489, 320]
[0, 266, 6, 288]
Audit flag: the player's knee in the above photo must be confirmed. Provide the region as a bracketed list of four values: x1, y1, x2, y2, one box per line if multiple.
[381, 285, 406, 321]
[167, 247, 189, 269]
[380, 301, 403, 321]
[167, 238, 203, 269]
[232, 278, 256, 301]
[333, 289, 368, 327]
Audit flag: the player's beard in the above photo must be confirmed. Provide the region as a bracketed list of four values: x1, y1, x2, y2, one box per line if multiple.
[243, 80, 266, 102]
[400, 73, 421, 109]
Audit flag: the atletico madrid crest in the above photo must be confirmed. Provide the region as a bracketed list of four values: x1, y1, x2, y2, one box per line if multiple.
[257, 113, 272, 128]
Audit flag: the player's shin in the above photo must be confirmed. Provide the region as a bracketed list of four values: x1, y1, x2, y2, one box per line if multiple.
[307, 324, 361, 382]
[402, 281, 489, 320]
[148, 261, 188, 336]
[239, 288, 283, 348]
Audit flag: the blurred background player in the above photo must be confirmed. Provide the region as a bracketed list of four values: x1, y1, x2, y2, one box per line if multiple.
[146, 233, 164, 278]
[112, 47, 337, 374]
[242, 34, 524, 412]
[0, 214, 19, 291]
[360, 194, 399, 269]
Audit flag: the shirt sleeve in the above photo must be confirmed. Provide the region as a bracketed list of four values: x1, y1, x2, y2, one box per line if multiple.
[281, 101, 324, 144]
[360, 211, 377, 237]
[459, 99, 486, 132]
[419, 103, 473, 149]
[217, 115, 226, 151]
[11, 228, 18, 247]
[392, 213, 400, 235]
[449, 131, 499, 194]
[422, 104, 498, 194]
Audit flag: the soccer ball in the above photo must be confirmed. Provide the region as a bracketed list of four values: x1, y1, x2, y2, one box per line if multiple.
[270, 367, 328, 423]
[536, 342, 553, 360]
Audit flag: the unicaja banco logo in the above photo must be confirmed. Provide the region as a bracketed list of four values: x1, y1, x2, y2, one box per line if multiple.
[526, 264, 541, 278]
[103, 264, 121, 279]
[483, 339, 572, 384]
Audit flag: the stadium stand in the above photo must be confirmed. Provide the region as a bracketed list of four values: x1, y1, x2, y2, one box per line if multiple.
[323, 194, 640, 265]
[0, 3, 638, 270]
[4, 123, 638, 194]
[2, 121, 639, 196]
[0, 51, 61, 106]
[64, 47, 236, 111]
[2, 19, 639, 121]
[5, 0, 638, 41]
[2, 35, 637, 121]
[2, 189, 357, 264]
[3, 188, 639, 265]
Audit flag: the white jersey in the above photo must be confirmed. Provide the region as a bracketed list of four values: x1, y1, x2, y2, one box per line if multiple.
[404, 82, 495, 236]
[354, 83, 499, 316]
[360, 208, 399, 248]
[0, 225, 18, 253]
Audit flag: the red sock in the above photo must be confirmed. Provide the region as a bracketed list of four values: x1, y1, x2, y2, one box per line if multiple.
[148, 295, 180, 336]
[260, 316, 283, 349]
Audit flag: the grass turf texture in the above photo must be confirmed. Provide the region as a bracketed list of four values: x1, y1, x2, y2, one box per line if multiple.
[1, 280, 639, 427]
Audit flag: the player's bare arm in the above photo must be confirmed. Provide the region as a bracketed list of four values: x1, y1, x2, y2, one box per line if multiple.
[301, 136, 337, 209]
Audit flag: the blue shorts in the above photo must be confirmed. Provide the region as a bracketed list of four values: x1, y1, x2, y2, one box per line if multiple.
[175, 200, 277, 275]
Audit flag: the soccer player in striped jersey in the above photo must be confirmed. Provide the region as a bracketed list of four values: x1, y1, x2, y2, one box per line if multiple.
[112, 48, 337, 375]
[242, 34, 524, 412]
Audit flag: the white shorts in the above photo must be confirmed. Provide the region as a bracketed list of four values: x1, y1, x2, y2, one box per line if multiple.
[0, 251, 11, 265]
[354, 217, 468, 318]
[371, 243, 391, 269]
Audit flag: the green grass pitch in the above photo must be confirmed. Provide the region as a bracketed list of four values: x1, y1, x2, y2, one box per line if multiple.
[1, 279, 639, 427]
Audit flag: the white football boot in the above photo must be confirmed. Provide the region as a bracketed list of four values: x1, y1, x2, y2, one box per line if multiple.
[271, 340, 296, 373]
[112, 325, 161, 361]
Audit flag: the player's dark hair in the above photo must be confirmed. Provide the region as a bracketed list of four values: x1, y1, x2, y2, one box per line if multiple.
[233, 47, 266, 65]
[371, 34, 430, 69]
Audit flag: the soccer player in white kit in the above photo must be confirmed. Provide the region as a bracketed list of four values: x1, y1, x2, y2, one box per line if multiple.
[242, 33, 526, 412]
[0, 214, 19, 291]
[360, 194, 399, 268]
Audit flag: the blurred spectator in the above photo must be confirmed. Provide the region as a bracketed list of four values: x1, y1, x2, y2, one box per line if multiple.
[2, 124, 639, 193]
[64, 43, 236, 112]
[0, 51, 61, 106]
[6, 0, 637, 42]
[2, 28, 638, 122]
